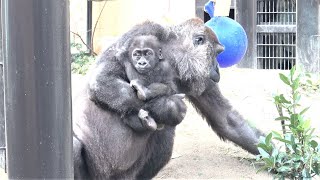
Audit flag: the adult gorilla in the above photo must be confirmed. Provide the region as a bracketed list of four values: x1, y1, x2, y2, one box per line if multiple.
[73, 18, 264, 179]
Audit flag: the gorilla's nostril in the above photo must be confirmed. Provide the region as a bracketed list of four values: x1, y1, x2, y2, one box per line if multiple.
[138, 62, 147, 66]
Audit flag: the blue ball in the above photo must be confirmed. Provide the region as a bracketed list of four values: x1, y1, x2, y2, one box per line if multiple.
[205, 17, 248, 68]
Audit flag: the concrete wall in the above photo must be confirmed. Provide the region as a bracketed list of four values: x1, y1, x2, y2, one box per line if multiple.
[297, 0, 320, 72]
[92, 0, 195, 53]
[235, 0, 256, 68]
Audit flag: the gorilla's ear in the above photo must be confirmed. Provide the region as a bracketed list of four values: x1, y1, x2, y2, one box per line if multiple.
[215, 43, 225, 55]
[210, 63, 220, 83]
[158, 48, 163, 60]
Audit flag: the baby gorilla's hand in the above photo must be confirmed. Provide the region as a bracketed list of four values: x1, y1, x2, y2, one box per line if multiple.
[130, 79, 147, 101]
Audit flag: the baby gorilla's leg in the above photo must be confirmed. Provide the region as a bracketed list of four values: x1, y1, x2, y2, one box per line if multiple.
[123, 115, 150, 132]
[138, 109, 158, 131]
[123, 113, 157, 132]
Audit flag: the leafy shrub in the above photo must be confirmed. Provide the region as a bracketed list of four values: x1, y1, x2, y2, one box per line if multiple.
[71, 43, 95, 75]
[256, 66, 320, 179]
[301, 73, 320, 95]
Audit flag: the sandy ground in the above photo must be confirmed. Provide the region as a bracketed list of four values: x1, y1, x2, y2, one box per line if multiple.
[1, 68, 319, 179]
[154, 68, 320, 179]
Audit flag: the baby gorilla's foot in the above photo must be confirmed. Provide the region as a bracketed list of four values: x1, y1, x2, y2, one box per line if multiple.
[130, 80, 147, 101]
[138, 109, 157, 131]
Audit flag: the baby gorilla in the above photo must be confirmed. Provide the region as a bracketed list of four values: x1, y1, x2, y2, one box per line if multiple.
[121, 35, 181, 131]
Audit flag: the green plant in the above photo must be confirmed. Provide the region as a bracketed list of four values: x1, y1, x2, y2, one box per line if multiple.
[71, 43, 95, 75]
[301, 73, 320, 95]
[256, 66, 320, 179]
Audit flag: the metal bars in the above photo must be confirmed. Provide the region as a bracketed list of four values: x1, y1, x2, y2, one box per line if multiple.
[257, 32, 296, 69]
[257, 0, 296, 25]
[256, 0, 297, 70]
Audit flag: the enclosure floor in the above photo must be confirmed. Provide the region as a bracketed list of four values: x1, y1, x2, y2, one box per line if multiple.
[155, 68, 320, 179]
[1, 68, 319, 179]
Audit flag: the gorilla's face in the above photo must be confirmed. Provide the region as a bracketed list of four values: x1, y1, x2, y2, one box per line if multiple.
[131, 48, 158, 73]
[129, 35, 163, 74]
[169, 18, 224, 95]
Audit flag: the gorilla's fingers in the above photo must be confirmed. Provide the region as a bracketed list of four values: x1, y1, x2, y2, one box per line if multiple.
[173, 93, 186, 99]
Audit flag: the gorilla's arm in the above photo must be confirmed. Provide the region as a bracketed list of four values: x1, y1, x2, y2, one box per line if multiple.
[88, 56, 144, 115]
[188, 81, 264, 155]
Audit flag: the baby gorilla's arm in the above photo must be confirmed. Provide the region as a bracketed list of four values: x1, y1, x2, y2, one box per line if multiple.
[130, 80, 173, 101]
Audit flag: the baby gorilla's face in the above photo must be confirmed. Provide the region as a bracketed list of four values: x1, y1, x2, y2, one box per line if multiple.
[129, 35, 162, 74]
[131, 48, 157, 73]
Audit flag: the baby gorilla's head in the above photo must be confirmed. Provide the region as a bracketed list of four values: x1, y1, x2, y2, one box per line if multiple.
[129, 35, 163, 74]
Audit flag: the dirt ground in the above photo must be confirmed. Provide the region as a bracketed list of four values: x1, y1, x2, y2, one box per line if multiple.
[154, 68, 320, 179]
[1, 68, 319, 179]
[155, 68, 281, 179]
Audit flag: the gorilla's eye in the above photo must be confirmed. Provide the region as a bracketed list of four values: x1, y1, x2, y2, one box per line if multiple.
[193, 35, 205, 46]
[133, 51, 141, 57]
[146, 50, 153, 56]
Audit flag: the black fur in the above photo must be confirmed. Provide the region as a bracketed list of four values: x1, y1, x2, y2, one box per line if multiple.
[120, 35, 180, 131]
[73, 18, 264, 179]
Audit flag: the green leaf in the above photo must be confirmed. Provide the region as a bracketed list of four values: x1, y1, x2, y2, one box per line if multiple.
[257, 143, 270, 152]
[258, 147, 270, 158]
[293, 93, 301, 102]
[275, 116, 290, 121]
[263, 157, 274, 166]
[279, 94, 290, 104]
[290, 114, 299, 124]
[312, 162, 320, 174]
[279, 73, 291, 86]
[307, 79, 313, 85]
[274, 137, 291, 144]
[293, 78, 300, 91]
[272, 131, 282, 138]
[299, 107, 310, 115]
[271, 148, 279, 158]
[309, 140, 318, 149]
[265, 133, 273, 146]
[277, 165, 291, 172]
[305, 73, 311, 78]
[302, 119, 311, 129]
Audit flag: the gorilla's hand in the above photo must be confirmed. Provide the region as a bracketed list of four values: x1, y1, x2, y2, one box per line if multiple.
[144, 94, 187, 127]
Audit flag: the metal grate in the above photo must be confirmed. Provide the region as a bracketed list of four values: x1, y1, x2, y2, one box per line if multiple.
[257, 32, 296, 70]
[257, 0, 297, 25]
[256, 0, 297, 70]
